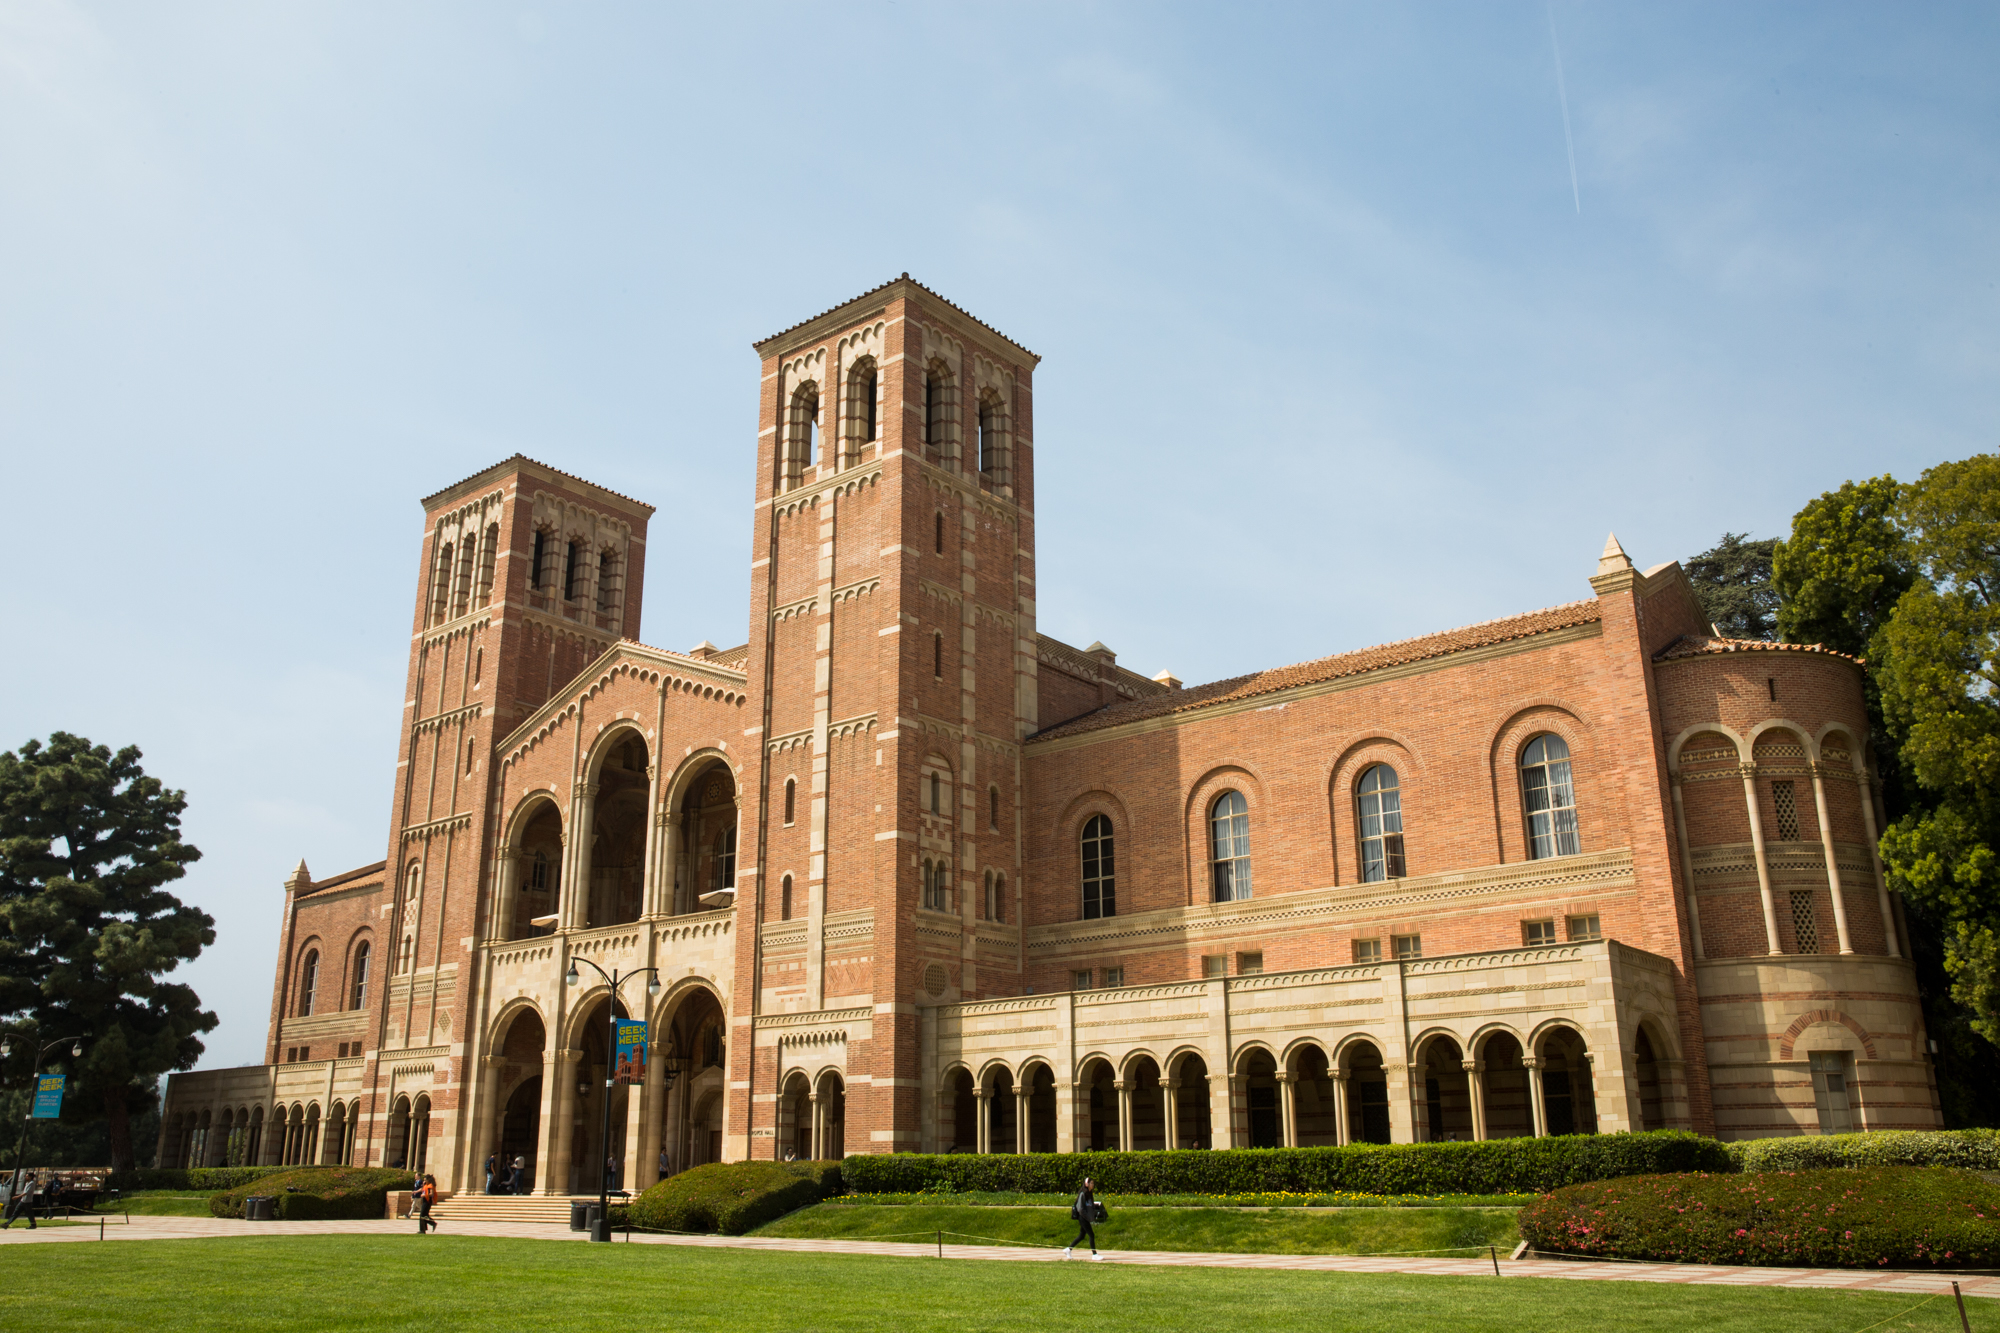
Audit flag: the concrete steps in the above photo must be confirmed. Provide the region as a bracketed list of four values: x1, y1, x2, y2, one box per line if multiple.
[431, 1194, 589, 1226]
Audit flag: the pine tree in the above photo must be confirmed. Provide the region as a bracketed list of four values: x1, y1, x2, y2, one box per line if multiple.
[1683, 532, 1782, 639]
[0, 734, 217, 1171]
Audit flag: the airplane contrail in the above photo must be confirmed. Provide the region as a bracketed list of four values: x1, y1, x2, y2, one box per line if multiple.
[1547, 2, 1581, 214]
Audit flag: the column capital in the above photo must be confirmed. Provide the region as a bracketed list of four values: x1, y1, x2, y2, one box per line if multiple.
[1461, 1060, 1481, 1073]
[1521, 1057, 1541, 1070]
[1736, 762, 1760, 780]
[1111, 1080, 1130, 1093]
[1273, 1072, 1295, 1085]
[482, 1055, 507, 1068]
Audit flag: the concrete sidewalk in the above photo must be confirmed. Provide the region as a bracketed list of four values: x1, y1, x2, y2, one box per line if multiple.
[4, 1213, 1995, 1301]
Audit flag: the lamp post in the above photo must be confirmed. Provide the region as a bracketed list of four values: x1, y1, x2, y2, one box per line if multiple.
[565, 957, 660, 1243]
[1, 1032, 87, 1230]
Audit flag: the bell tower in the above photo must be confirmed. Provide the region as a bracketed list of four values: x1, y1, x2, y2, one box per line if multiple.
[733, 277, 1040, 1154]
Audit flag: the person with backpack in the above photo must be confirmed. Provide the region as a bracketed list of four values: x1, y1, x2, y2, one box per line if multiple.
[414, 1174, 438, 1233]
[1064, 1176, 1105, 1260]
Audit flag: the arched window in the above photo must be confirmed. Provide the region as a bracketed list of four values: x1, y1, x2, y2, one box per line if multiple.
[924, 360, 957, 467]
[1356, 765, 1406, 883]
[786, 382, 820, 486]
[596, 548, 619, 614]
[1081, 815, 1115, 919]
[784, 777, 796, 825]
[984, 871, 1005, 923]
[475, 523, 499, 603]
[923, 860, 951, 912]
[978, 395, 997, 475]
[529, 850, 550, 892]
[530, 530, 549, 590]
[847, 356, 879, 455]
[405, 862, 422, 904]
[563, 540, 582, 601]
[350, 942, 371, 1010]
[1522, 734, 1581, 858]
[780, 874, 794, 922]
[431, 542, 454, 624]
[1209, 792, 1252, 902]
[299, 950, 319, 1017]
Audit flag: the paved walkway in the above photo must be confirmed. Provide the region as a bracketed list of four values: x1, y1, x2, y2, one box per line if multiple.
[4, 1214, 1995, 1300]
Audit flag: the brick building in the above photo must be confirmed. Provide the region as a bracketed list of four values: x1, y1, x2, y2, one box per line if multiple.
[161, 277, 1939, 1191]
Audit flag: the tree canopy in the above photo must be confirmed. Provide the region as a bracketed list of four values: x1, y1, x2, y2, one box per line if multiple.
[1683, 532, 1781, 639]
[0, 734, 216, 1171]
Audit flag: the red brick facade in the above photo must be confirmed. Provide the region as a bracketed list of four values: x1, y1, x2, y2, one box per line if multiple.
[161, 279, 1939, 1185]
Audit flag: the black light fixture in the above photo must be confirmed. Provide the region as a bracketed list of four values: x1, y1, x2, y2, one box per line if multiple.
[565, 963, 580, 987]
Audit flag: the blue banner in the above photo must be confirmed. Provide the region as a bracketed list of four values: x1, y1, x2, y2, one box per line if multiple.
[31, 1074, 64, 1120]
[614, 1020, 647, 1085]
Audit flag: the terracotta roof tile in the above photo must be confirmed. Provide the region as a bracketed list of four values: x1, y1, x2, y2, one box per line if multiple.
[421, 454, 654, 513]
[300, 860, 387, 896]
[754, 274, 1038, 361]
[1653, 634, 1862, 665]
[1031, 600, 1605, 742]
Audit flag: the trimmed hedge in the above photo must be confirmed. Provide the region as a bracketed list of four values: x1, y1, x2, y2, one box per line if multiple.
[628, 1161, 841, 1235]
[844, 1132, 1730, 1198]
[1518, 1167, 2000, 1268]
[1729, 1128, 2000, 1174]
[106, 1166, 294, 1193]
[210, 1167, 415, 1220]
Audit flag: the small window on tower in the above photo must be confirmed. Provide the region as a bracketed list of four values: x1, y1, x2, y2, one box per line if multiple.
[780, 874, 794, 921]
[1773, 780, 1800, 841]
[531, 531, 547, 589]
[784, 777, 796, 826]
[989, 786, 1000, 830]
[929, 771, 943, 815]
[934, 632, 944, 680]
[596, 550, 617, 613]
[564, 541, 581, 601]
[465, 737, 477, 774]
[473, 648, 482, 685]
[935, 512, 945, 555]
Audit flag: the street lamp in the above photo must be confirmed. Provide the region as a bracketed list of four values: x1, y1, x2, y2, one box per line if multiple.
[565, 957, 661, 1242]
[1, 1032, 88, 1230]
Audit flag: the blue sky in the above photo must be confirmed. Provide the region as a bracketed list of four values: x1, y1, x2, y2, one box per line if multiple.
[3, 2, 1995, 1069]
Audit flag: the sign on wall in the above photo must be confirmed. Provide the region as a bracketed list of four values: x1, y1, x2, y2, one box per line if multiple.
[614, 1020, 647, 1085]
[31, 1074, 64, 1120]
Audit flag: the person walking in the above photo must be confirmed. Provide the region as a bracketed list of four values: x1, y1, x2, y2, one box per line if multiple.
[414, 1174, 438, 1233]
[512, 1154, 528, 1194]
[1064, 1177, 1104, 1260]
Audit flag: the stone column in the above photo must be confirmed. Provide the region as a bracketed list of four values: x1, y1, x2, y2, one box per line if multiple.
[1015, 1088, 1031, 1155]
[652, 817, 681, 919]
[1670, 776, 1704, 960]
[1160, 1077, 1180, 1150]
[974, 1089, 991, 1153]
[1330, 1073, 1350, 1146]
[1275, 1072, 1297, 1148]
[469, 1055, 505, 1181]
[808, 1093, 824, 1162]
[490, 851, 520, 943]
[1114, 1080, 1133, 1151]
[1465, 1060, 1488, 1141]
[1524, 1057, 1548, 1138]
[1855, 770, 1901, 958]
[1740, 764, 1783, 954]
[539, 1050, 578, 1196]
[1055, 1080, 1077, 1154]
[634, 1038, 666, 1190]
[1208, 1074, 1235, 1149]
[566, 785, 597, 929]
[1810, 763, 1855, 954]
[1385, 1063, 1416, 1144]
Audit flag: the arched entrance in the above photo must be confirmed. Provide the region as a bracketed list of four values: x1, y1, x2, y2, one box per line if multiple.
[1023, 1063, 1058, 1153]
[1478, 1032, 1533, 1139]
[1417, 1036, 1472, 1142]
[780, 1071, 813, 1161]
[1536, 1027, 1597, 1135]
[1292, 1045, 1338, 1146]
[1240, 1049, 1280, 1148]
[1634, 1026, 1665, 1131]
[322, 1103, 346, 1165]
[1341, 1041, 1391, 1144]
[655, 984, 728, 1177]
[494, 1005, 546, 1191]
[585, 732, 649, 928]
[813, 1072, 845, 1160]
[1171, 1054, 1212, 1150]
[1080, 1058, 1117, 1150]
[568, 994, 633, 1194]
[1127, 1057, 1165, 1150]
[985, 1066, 1016, 1153]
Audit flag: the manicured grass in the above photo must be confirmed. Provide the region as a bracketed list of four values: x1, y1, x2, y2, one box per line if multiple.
[96, 1192, 213, 1217]
[756, 1202, 1523, 1256]
[841, 1190, 1534, 1209]
[0, 1236, 1977, 1332]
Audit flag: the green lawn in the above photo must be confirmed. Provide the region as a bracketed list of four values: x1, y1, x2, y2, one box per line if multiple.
[0, 1237, 1982, 1332]
[96, 1191, 214, 1217]
[757, 1202, 1521, 1256]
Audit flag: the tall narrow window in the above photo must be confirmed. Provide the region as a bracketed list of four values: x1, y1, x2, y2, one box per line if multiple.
[531, 530, 548, 590]
[784, 778, 796, 825]
[405, 862, 422, 904]
[929, 771, 943, 815]
[1521, 734, 1582, 859]
[1809, 1051, 1854, 1133]
[563, 541, 581, 601]
[431, 542, 453, 624]
[1773, 780, 1800, 841]
[989, 787, 1000, 831]
[350, 942, 371, 1010]
[1356, 764, 1406, 883]
[473, 648, 482, 684]
[476, 524, 499, 603]
[466, 737, 477, 774]
[299, 950, 319, 1017]
[923, 860, 950, 911]
[978, 396, 996, 474]
[1790, 889, 1819, 953]
[989, 873, 1005, 923]
[1081, 814, 1116, 920]
[859, 362, 878, 443]
[780, 875, 794, 921]
[787, 382, 820, 486]
[596, 550, 617, 613]
[925, 369, 942, 451]
[714, 826, 737, 891]
[1210, 791, 1252, 902]
[935, 512, 945, 555]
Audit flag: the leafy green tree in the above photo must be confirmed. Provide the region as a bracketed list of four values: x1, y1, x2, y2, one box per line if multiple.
[1684, 532, 1781, 639]
[0, 734, 217, 1171]
[1773, 475, 1918, 661]
[1877, 455, 2000, 1046]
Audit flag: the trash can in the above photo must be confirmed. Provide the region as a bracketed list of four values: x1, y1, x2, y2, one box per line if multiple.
[244, 1196, 275, 1222]
[570, 1201, 594, 1231]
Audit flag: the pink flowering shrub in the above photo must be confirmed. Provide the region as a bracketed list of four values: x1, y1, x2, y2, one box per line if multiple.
[1518, 1166, 2000, 1268]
